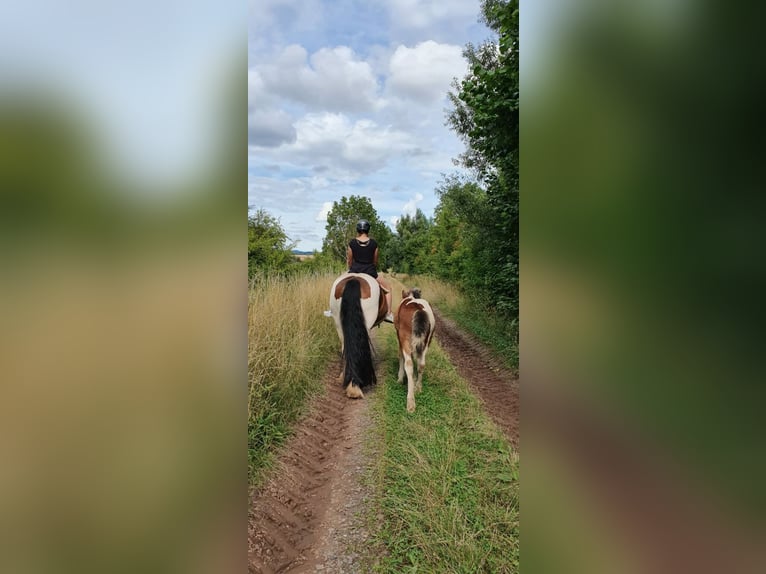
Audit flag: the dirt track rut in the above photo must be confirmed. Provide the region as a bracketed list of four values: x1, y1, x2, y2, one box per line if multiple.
[433, 309, 519, 447]
[248, 350, 379, 574]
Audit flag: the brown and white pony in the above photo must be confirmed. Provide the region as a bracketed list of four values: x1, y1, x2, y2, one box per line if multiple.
[394, 288, 436, 413]
[329, 273, 387, 399]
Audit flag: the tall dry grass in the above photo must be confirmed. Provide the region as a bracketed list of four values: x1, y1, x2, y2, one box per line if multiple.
[388, 273, 463, 310]
[248, 271, 339, 486]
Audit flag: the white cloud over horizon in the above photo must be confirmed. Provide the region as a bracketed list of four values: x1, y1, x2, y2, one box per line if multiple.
[315, 201, 333, 221]
[402, 192, 425, 217]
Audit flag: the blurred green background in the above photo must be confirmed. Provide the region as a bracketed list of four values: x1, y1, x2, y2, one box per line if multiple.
[0, 2, 245, 573]
[523, 0, 766, 571]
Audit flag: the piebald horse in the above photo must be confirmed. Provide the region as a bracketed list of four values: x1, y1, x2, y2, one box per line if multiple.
[329, 273, 387, 398]
[394, 288, 436, 413]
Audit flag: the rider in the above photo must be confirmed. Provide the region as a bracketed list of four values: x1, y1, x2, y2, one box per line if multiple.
[347, 219, 394, 323]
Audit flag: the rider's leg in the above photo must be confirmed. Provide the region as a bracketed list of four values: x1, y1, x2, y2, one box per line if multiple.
[377, 276, 392, 315]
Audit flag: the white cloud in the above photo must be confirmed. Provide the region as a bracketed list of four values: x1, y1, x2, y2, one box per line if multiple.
[248, 108, 296, 147]
[248, 176, 310, 212]
[387, 41, 465, 103]
[280, 112, 415, 176]
[387, 0, 478, 34]
[248, 69, 298, 147]
[258, 44, 380, 112]
[315, 201, 333, 221]
[248, 0, 324, 41]
[402, 192, 424, 217]
[248, 69, 269, 109]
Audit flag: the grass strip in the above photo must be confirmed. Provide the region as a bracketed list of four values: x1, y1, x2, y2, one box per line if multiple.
[365, 328, 519, 573]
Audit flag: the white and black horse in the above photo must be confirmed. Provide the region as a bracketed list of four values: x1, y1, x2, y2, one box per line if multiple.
[328, 273, 387, 398]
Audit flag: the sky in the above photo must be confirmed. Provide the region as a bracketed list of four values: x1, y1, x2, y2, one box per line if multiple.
[1, 0, 241, 190]
[248, 0, 494, 251]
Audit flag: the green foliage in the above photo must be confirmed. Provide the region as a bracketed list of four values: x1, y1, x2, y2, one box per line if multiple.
[442, 0, 518, 318]
[430, 176, 486, 283]
[321, 195, 393, 267]
[387, 209, 434, 274]
[247, 208, 295, 276]
[457, 1, 518, 180]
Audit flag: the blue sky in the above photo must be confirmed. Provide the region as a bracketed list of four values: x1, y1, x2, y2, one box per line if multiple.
[248, 0, 493, 251]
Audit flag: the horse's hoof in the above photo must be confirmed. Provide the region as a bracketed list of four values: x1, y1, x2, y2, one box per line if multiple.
[407, 399, 416, 413]
[346, 385, 364, 399]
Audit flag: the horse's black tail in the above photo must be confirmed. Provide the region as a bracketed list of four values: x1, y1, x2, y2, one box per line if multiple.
[340, 279, 376, 390]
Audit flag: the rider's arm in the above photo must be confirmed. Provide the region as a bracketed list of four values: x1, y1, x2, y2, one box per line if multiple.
[347, 246, 353, 268]
[373, 247, 379, 267]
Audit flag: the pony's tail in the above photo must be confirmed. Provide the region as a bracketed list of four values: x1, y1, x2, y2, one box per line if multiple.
[412, 309, 431, 360]
[340, 279, 376, 390]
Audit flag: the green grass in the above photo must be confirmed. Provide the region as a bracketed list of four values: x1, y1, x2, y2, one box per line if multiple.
[446, 303, 518, 373]
[363, 328, 519, 573]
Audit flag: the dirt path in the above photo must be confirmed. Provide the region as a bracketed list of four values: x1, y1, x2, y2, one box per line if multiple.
[248, 349, 380, 574]
[433, 309, 519, 447]
[248, 315, 520, 573]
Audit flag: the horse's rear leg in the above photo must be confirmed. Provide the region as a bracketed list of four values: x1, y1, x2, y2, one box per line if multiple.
[404, 353, 416, 412]
[336, 338, 345, 384]
[397, 347, 406, 384]
[415, 347, 428, 394]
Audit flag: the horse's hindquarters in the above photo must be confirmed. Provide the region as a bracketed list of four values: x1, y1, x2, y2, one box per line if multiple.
[330, 273, 381, 330]
[330, 273, 378, 392]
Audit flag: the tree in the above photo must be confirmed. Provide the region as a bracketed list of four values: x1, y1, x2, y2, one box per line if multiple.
[321, 196, 392, 267]
[431, 176, 487, 283]
[389, 209, 434, 274]
[448, 0, 518, 181]
[445, 0, 518, 317]
[248, 208, 295, 275]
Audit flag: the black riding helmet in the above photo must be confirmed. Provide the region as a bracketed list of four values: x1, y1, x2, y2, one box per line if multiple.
[356, 219, 371, 234]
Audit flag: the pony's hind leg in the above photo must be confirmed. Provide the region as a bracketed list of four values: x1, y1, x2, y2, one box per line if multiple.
[404, 354, 416, 412]
[415, 361, 425, 393]
[397, 347, 406, 384]
[415, 347, 428, 393]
